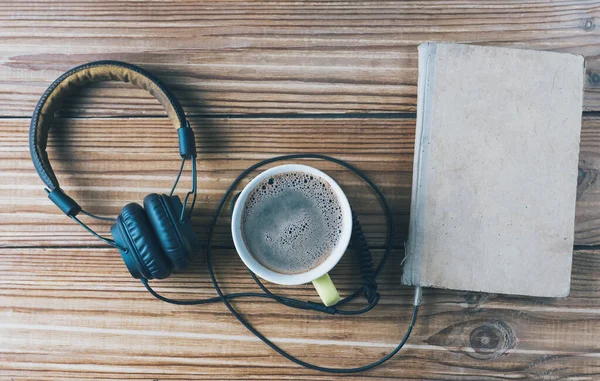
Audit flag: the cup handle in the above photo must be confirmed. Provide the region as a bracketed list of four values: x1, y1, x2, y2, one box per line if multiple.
[312, 273, 340, 306]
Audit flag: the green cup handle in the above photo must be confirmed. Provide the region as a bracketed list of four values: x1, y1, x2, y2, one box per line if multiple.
[312, 273, 340, 306]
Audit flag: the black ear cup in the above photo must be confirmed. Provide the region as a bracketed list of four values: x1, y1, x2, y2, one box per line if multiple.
[111, 203, 172, 280]
[144, 193, 196, 271]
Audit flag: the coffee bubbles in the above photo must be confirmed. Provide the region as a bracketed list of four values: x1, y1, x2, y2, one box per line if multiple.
[240, 171, 343, 275]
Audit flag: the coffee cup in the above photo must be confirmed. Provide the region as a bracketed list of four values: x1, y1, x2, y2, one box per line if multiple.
[231, 164, 353, 306]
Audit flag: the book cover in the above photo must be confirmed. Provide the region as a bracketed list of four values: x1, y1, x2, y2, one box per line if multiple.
[402, 43, 585, 297]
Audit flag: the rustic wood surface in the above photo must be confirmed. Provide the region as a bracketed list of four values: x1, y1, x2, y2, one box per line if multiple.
[1, 0, 600, 116]
[1, 1, 600, 380]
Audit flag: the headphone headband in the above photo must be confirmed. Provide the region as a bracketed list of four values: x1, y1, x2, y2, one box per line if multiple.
[29, 60, 190, 191]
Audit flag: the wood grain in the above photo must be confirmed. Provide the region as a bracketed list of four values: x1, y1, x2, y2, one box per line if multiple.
[0, 116, 413, 248]
[1, 247, 599, 380]
[577, 116, 600, 245]
[2, 116, 600, 247]
[2, 1, 600, 379]
[0, 1, 599, 116]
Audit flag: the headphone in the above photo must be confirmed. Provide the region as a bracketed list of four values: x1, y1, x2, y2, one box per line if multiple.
[29, 60, 199, 281]
[29, 61, 421, 373]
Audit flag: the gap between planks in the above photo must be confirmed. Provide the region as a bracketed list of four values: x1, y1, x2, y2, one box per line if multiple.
[4, 111, 600, 119]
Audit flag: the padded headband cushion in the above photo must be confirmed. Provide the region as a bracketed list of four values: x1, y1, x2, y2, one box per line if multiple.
[29, 61, 186, 190]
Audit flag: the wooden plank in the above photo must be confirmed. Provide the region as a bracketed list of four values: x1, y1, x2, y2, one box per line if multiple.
[3, 116, 600, 247]
[0, 117, 413, 248]
[0, 247, 599, 380]
[576, 116, 600, 245]
[0, 1, 599, 116]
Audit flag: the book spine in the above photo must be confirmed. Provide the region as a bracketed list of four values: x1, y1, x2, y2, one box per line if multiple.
[403, 43, 437, 286]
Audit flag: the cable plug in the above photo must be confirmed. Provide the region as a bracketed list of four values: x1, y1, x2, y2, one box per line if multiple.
[304, 301, 337, 314]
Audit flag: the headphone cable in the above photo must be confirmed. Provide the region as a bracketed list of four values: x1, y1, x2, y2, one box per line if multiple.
[141, 154, 420, 372]
[204, 154, 420, 372]
[143, 154, 390, 314]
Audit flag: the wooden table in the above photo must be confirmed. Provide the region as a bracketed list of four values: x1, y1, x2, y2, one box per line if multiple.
[1, 1, 599, 380]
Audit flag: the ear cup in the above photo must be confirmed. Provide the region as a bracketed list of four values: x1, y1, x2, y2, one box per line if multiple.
[111, 203, 172, 280]
[143, 193, 195, 271]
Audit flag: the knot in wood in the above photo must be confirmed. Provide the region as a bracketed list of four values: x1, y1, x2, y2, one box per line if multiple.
[468, 320, 515, 360]
[577, 163, 598, 200]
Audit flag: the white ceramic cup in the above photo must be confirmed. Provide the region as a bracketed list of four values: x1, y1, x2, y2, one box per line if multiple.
[231, 164, 353, 306]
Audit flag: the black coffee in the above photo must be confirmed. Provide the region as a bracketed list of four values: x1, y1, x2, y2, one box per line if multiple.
[240, 171, 344, 275]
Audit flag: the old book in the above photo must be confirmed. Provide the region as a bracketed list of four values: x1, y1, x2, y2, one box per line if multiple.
[402, 43, 585, 297]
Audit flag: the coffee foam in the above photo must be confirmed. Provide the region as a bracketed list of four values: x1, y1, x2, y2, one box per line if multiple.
[241, 171, 343, 275]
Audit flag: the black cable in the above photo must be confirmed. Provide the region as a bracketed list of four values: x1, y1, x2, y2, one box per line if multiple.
[350, 209, 378, 304]
[170, 158, 186, 197]
[69, 215, 124, 250]
[205, 154, 420, 372]
[227, 154, 394, 313]
[209, 251, 419, 372]
[333, 295, 381, 315]
[141, 278, 273, 305]
[139, 153, 419, 371]
[80, 209, 117, 222]
[148, 153, 388, 314]
[170, 156, 198, 222]
[142, 278, 338, 313]
[181, 158, 197, 221]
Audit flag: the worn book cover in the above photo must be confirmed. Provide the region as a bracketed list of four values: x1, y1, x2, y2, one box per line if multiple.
[402, 43, 585, 297]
